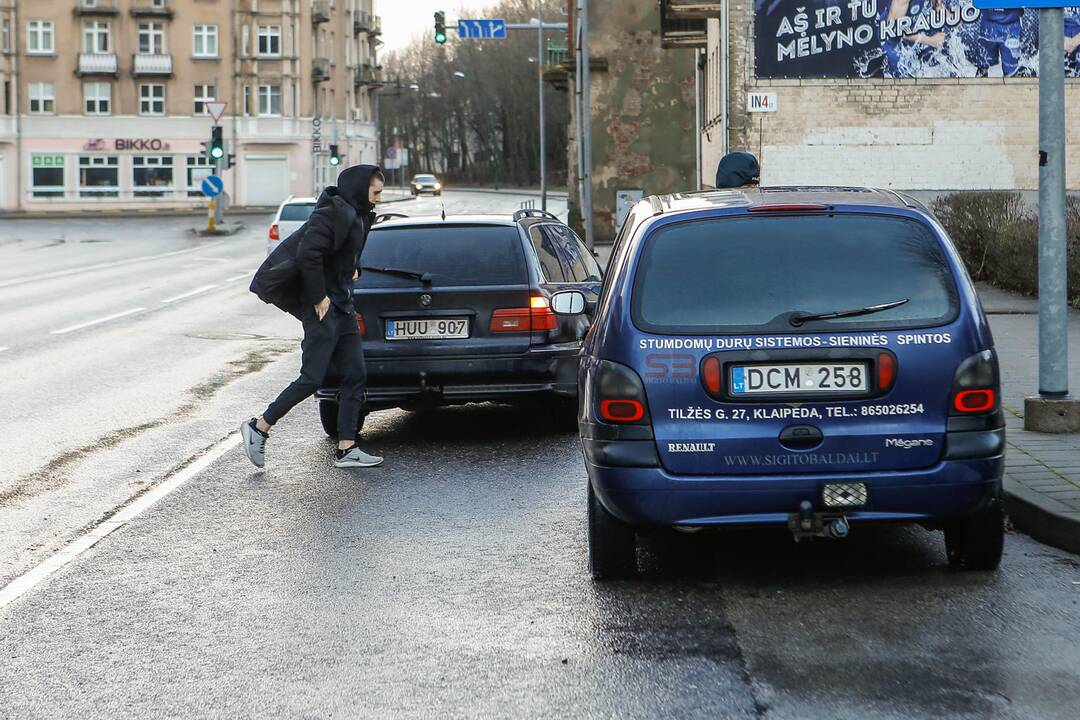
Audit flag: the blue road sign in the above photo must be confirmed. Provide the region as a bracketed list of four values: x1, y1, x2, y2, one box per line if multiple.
[201, 175, 224, 198]
[457, 19, 507, 40]
[973, 1, 1080, 6]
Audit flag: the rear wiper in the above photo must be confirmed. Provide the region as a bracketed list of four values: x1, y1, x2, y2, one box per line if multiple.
[360, 265, 433, 285]
[789, 298, 909, 327]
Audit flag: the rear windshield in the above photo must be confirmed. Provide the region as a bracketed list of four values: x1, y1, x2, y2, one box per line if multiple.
[359, 225, 527, 288]
[280, 203, 315, 221]
[632, 214, 959, 334]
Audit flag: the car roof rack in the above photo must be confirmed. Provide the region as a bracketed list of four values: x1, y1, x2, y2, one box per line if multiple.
[512, 208, 560, 223]
[374, 212, 409, 224]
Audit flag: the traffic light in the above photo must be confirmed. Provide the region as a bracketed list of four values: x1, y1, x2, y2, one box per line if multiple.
[329, 144, 341, 166]
[434, 11, 447, 44]
[209, 125, 224, 160]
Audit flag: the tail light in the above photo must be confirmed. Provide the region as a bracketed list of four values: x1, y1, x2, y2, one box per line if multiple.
[877, 352, 897, 392]
[490, 296, 557, 333]
[951, 350, 999, 415]
[269, 224, 280, 241]
[702, 356, 722, 395]
[593, 359, 651, 425]
[355, 312, 367, 337]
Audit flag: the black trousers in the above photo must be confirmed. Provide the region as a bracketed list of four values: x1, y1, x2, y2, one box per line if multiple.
[263, 305, 366, 439]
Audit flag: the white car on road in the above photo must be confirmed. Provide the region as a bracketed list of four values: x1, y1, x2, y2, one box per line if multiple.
[267, 196, 316, 255]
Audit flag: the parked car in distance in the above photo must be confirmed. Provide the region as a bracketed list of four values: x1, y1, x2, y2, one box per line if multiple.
[576, 188, 1006, 579]
[315, 209, 602, 435]
[411, 174, 442, 196]
[267, 196, 316, 255]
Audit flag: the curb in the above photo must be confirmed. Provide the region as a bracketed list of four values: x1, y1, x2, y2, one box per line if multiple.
[191, 222, 246, 237]
[1004, 480, 1080, 555]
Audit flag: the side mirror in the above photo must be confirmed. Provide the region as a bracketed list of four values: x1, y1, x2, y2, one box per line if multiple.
[551, 290, 586, 316]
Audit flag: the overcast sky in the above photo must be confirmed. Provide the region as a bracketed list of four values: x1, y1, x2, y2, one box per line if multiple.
[378, 1, 498, 53]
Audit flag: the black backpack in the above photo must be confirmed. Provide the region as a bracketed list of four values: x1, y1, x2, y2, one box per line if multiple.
[249, 225, 306, 318]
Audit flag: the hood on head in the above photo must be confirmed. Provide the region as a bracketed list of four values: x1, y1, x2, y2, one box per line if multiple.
[335, 164, 382, 212]
[714, 152, 760, 189]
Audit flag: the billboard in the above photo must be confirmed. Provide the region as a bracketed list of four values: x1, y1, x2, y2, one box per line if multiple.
[754, 1, 1080, 78]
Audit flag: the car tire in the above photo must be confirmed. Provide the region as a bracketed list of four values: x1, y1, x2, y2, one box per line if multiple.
[588, 483, 636, 580]
[944, 500, 1005, 571]
[318, 399, 367, 440]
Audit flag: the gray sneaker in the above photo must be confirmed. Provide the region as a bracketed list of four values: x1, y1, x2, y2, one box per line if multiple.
[334, 445, 383, 468]
[241, 418, 268, 468]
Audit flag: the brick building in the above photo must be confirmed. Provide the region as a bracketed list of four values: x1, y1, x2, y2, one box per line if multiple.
[0, 0, 382, 212]
[695, 0, 1080, 191]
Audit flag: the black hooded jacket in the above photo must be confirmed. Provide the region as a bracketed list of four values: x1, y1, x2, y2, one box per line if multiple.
[250, 165, 381, 317]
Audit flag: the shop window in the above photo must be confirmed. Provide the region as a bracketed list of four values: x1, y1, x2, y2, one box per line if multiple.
[31, 155, 65, 199]
[139, 83, 164, 115]
[84, 82, 111, 115]
[133, 155, 174, 197]
[186, 155, 213, 198]
[79, 156, 119, 198]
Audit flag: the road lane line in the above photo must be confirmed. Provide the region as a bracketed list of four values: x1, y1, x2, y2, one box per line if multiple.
[225, 273, 250, 282]
[50, 307, 147, 335]
[0, 433, 240, 612]
[0, 242, 227, 290]
[161, 284, 218, 304]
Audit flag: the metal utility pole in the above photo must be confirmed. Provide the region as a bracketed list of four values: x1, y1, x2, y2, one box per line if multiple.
[579, 0, 594, 249]
[537, 9, 547, 211]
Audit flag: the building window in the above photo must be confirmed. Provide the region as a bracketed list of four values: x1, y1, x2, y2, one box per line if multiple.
[138, 22, 165, 54]
[139, 84, 165, 115]
[82, 20, 110, 54]
[133, 155, 174, 197]
[193, 25, 218, 57]
[193, 84, 216, 115]
[186, 155, 213, 198]
[31, 155, 65, 199]
[242, 25, 250, 56]
[84, 82, 111, 115]
[3, 19, 11, 53]
[27, 20, 54, 54]
[257, 26, 281, 56]
[28, 83, 54, 114]
[257, 85, 281, 116]
[79, 156, 119, 198]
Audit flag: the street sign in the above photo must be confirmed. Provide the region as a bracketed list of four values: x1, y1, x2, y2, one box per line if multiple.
[206, 101, 227, 124]
[458, 19, 507, 39]
[747, 92, 778, 113]
[386, 146, 397, 159]
[201, 175, 224, 198]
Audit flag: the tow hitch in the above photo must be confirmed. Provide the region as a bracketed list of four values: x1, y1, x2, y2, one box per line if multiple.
[788, 501, 851, 543]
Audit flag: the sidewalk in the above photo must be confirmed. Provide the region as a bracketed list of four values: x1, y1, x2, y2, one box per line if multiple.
[980, 284, 1080, 555]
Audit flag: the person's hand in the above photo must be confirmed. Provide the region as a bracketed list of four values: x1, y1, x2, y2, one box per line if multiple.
[315, 296, 330, 321]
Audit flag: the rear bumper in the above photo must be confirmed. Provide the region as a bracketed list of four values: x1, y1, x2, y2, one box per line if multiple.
[585, 452, 1004, 528]
[318, 345, 580, 408]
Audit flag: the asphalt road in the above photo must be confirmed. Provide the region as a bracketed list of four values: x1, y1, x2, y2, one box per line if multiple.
[1, 191, 1078, 719]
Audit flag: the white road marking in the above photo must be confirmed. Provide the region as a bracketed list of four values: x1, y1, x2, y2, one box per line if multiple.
[225, 273, 250, 283]
[51, 307, 147, 335]
[0, 434, 240, 612]
[161, 284, 218, 304]
[0, 241, 226, 290]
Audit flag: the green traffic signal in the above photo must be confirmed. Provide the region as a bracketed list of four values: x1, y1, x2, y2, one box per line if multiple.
[435, 31, 447, 44]
[329, 144, 341, 166]
[434, 11, 447, 44]
[209, 125, 224, 160]
[211, 146, 224, 159]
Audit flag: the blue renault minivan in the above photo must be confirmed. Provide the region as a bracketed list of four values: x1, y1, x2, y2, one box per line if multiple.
[556, 189, 1005, 579]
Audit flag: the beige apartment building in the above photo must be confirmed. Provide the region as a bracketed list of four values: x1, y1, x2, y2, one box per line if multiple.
[0, 0, 382, 211]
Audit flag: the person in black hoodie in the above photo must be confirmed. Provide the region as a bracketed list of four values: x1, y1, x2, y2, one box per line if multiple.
[241, 165, 385, 469]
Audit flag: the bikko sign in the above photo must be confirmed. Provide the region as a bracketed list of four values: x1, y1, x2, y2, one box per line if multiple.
[84, 138, 173, 151]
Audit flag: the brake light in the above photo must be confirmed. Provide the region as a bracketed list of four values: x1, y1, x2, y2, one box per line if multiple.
[877, 352, 897, 391]
[702, 356, 722, 394]
[600, 399, 645, 423]
[355, 312, 367, 337]
[269, 224, 280, 241]
[747, 203, 829, 213]
[954, 389, 995, 414]
[490, 296, 557, 332]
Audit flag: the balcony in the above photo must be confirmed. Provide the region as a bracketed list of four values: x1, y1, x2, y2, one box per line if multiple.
[312, 57, 331, 81]
[659, 0, 707, 48]
[131, 2, 174, 19]
[312, 0, 331, 24]
[133, 53, 172, 76]
[665, 0, 723, 17]
[352, 63, 383, 87]
[77, 52, 118, 76]
[74, 0, 119, 16]
[354, 12, 381, 36]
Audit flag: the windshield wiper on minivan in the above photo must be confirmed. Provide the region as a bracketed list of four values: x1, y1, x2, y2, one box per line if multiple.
[789, 298, 909, 327]
[360, 265, 433, 285]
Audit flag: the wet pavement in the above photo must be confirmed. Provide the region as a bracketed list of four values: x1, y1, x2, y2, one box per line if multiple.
[2, 194, 1079, 718]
